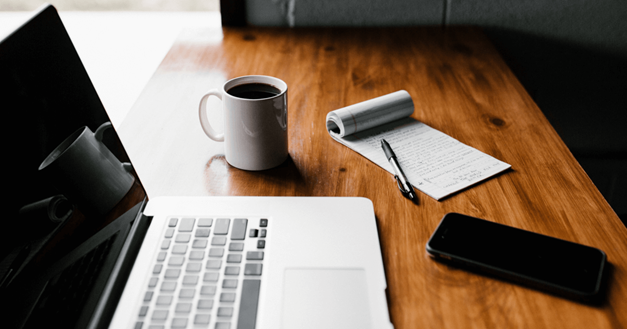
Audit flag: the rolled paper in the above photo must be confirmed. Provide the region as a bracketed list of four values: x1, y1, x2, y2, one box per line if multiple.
[326, 90, 414, 137]
[19, 195, 73, 225]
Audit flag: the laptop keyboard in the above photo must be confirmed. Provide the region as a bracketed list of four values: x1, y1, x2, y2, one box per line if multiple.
[135, 217, 267, 329]
[24, 233, 118, 329]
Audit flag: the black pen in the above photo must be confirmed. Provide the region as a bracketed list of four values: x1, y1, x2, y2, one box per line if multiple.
[381, 139, 418, 203]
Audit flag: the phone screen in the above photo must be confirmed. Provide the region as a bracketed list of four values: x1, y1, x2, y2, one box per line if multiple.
[426, 213, 606, 298]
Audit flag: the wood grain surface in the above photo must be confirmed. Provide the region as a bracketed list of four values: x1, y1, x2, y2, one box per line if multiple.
[119, 26, 627, 328]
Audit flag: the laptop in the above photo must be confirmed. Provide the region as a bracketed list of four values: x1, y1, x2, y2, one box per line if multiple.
[0, 4, 393, 329]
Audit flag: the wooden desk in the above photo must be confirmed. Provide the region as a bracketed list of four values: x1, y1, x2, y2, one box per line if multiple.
[119, 27, 627, 328]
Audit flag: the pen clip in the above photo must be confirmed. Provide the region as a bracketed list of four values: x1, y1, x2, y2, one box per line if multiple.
[394, 175, 411, 194]
[394, 175, 418, 203]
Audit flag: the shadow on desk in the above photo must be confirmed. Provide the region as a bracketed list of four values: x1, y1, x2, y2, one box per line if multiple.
[429, 254, 615, 307]
[484, 28, 627, 225]
[203, 154, 308, 196]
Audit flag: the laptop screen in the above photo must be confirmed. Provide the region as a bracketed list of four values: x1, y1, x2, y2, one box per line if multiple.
[0, 5, 147, 286]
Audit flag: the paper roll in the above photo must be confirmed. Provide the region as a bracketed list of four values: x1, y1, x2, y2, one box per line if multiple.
[326, 90, 414, 137]
[19, 195, 74, 224]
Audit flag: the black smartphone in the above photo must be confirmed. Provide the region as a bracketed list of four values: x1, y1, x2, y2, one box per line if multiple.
[426, 213, 607, 301]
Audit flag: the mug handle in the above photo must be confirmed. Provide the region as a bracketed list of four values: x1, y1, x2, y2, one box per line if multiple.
[93, 122, 135, 176]
[198, 89, 225, 142]
[94, 122, 113, 142]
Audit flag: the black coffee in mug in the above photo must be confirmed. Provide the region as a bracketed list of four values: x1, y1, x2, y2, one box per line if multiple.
[227, 83, 281, 99]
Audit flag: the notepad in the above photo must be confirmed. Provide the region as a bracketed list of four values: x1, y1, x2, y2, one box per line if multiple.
[326, 90, 511, 200]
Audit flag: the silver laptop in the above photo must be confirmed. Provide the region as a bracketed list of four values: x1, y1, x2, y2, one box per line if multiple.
[0, 5, 392, 329]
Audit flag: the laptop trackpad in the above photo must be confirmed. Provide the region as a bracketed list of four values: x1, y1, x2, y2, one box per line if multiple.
[282, 268, 372, 329]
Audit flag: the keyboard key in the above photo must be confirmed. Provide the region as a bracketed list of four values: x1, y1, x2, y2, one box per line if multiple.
[259, 229, 267, 238]
[204, 272, 219, 282]
[156, 295, 173, 305]
[244, 264, 263, 276]
[198, 218, 213, 227]
[175, 303, 192, 313]
[212, 236, 227, 246]
[225, 266, 240, 276]
[175, 234, 191, 243]
[186, 262, 202, 272]
[246, 251, 264, 260]
[259, 219, 268, 227]
[227, 254, 242, 263]
[144, 291, 154, 302]
[217, 307, 233, 317]
[151, 310, 168, 321]
[139, 306, 149, 316]
[179, 288, 195, 299]
[194, 314, 211, 325]
[197, 299, 214, 310]
[157, 252, 167, 261]
[220, 292, 236, 302]
[164, 228, 174, 238]
[206, 260, 222, 269]
[168, 218, 178, 227]
[192, 239, 208, 249]
[229, 243, 244, 251]
[161, 240, 171, 250]
[165, 269, 181, 279]
[134, 321, 144, 329]
[257, 240, 265, 249]
[148, 277, 159, 287]
[179, 218, 195, 232]
[195, 228, 211, 237]
[222, 279, 238, 289]
[153, 264, 163, 274]
[200, 285, 217, 296]
[182, 275, 199, 285]
[237, 280, 261, 329]
[172, 245, 188, 254]
[171, 318, 187, 328]
[168, 256, 185, 266]
[214, 218, 230, 235]
[215, 323, 230, 329]
[189, 250, 205, 260]
[161, 281, 177, 292]
[249, 229, 258, 238]
[209, 248, 224, 258]
[231, 218, 247, 240]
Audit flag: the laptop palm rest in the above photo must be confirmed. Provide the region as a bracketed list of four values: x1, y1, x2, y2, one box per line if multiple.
[282, 268, 372, 329]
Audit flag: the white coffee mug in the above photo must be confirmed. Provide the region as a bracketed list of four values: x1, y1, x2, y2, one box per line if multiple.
[198, 75, 288, 171]
[38, 122, 135, 217]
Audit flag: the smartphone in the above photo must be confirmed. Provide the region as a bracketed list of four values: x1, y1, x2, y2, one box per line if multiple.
[426, 213, 607, 301]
